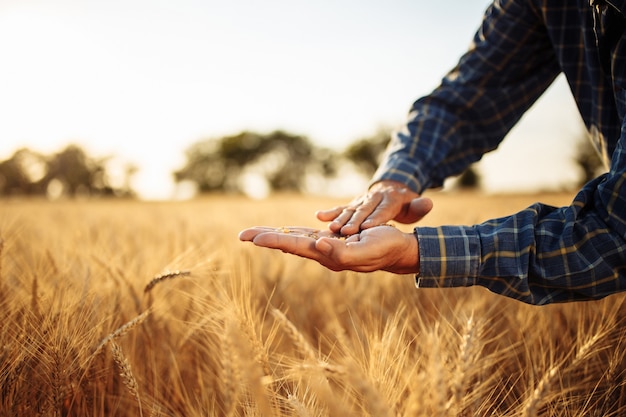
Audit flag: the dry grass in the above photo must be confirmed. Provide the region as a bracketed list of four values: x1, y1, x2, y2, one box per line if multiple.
[2, 192, 626, 416]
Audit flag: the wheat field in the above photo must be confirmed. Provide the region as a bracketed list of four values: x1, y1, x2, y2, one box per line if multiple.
[2, 192, 626, 416]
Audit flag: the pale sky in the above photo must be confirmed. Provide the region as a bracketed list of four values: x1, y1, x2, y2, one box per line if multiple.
[0, 0, 583, 199]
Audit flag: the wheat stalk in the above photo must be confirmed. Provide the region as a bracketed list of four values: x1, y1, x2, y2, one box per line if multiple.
[426, 326, 448, 417]
[0, 237, 4, 281]
[110, 341, 143, 417]
[31, 275, 40, 318]
[90, 309, 151, 360]
[45, 249, 59, 275]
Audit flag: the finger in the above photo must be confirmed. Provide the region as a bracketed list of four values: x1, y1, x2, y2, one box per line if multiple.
[328, 207, 358, 233]
[360, 193, 401, 228]
[252, 232, 320, 259]
[239, 227, 279, 241]
[362, 196, 434, 227]
[316, 194, 363, 221]
[339, 193, 384, 235]
[315, 206, 345, 222]
[315, 236, 377, 272]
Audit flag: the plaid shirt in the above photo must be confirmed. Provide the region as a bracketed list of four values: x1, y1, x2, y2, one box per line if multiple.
[372, 0, 626, 304]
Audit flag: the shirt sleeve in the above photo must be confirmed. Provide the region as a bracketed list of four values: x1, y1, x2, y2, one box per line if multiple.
[416, 157, 626, 305]
[416, 21, 626, 304]
[371, 0, 561, 193]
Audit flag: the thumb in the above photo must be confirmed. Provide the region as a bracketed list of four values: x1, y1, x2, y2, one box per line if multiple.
[315, 237, 335, 256]
[399, 197, 433, 223]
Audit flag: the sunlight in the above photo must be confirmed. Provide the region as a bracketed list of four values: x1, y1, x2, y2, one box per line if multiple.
[240, 171, 270, 199]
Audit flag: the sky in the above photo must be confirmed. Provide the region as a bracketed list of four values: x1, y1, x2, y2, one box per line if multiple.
[0, 0, 584, 199]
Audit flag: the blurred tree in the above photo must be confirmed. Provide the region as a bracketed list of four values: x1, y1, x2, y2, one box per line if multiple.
[574, 134, 606, 186]
[44, 145, 101, 196]
[43, 145, 115, 197]
[343, 128, 391, 177]
[174, 130, 322, 194]
[265, 131, 313, 191]
[0, 148, 48, 195]
[0, 144, 136, 198]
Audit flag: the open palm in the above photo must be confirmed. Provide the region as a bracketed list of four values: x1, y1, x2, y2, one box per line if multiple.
[239, 224, 419, 274]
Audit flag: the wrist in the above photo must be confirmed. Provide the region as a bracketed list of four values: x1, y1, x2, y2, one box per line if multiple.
[370, 180, 411, 192]
[386, 231, 420, 275]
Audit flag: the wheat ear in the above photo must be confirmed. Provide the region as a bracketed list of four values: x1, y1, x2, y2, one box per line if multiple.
[449, 315, 477, 413]
[220, 319, 240, 417]
[144, 270, 191, 293]
[524, 365, 559, 417]
[287, 393, 312, 417]
[228, 318, 275, 417]
[271, 308, 317, 361]
[110, 341, 143, 417]
[341, 360, 392, 417]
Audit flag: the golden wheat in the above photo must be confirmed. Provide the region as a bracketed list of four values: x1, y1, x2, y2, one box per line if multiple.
[2, 193, 626, 416]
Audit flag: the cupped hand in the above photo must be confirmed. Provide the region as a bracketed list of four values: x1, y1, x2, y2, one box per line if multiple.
[316, 180, 433, 235]
[238, 224, 419, 274]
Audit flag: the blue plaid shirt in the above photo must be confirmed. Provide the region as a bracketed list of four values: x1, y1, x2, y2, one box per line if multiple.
[372, 0, 626, 304]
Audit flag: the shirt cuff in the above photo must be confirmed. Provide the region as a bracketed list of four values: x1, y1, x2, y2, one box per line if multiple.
[415, 225, 481, 288]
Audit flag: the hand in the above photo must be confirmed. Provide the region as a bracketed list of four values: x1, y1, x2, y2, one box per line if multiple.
[316, 180, 433, 235]
[238, 224, 419, 274]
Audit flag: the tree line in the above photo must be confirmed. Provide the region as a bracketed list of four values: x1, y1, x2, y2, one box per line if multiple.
[0, 145, 136, 198]
[0, 129, 602, 198]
